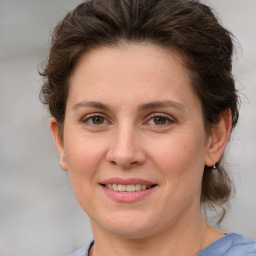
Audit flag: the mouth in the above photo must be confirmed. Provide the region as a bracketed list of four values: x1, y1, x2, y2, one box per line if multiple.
[100, 178, 158, 202]
[100, 183, 157, 192]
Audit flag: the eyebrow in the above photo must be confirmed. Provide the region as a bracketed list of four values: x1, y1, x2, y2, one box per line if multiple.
[138, 100, 185, 111]
[72, 101, 111, 111]
[72, 100, 185, 111]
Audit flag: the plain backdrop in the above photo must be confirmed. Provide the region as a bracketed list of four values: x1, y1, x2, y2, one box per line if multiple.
[0, 0, 255, 255]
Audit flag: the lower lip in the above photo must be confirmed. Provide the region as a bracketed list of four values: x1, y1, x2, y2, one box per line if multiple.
[101, 185, 157, 202]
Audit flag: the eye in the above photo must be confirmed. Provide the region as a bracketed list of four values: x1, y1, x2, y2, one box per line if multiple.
[146, 114, 174, 126]
[90, 116, 105, 125]
[152, 116, 168, 125]
[82, 114, 109, 125]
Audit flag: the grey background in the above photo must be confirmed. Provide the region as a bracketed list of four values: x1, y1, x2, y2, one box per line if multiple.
[0, 0, 255, 255]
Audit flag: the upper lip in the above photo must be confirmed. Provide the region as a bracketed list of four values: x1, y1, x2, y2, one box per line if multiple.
[100, 178, 156, 186]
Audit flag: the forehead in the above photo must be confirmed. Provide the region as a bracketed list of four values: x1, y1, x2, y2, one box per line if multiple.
[71, 43, 189, 81]
[68, 44, 199, 110]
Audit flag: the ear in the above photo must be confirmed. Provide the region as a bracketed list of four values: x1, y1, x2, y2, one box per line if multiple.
[49, 117, 68, 171]
[205, 109, 232, 167]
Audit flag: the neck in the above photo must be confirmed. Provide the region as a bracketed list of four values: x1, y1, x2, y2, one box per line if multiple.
[90, 216, 209, 256]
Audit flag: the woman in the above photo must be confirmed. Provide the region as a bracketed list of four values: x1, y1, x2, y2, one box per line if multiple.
[40, 0, 256, 255]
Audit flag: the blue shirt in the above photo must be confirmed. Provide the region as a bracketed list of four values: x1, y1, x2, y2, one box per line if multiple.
[68, 233, 256, 256]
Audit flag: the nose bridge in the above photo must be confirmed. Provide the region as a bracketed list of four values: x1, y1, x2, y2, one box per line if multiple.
[107, 121, 145, 168]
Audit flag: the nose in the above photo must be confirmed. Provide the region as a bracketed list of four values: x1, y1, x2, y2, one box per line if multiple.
[106, 125, 146, 169]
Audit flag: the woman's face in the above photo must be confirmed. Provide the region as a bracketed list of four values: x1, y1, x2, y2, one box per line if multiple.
[52, 44, 217, 238]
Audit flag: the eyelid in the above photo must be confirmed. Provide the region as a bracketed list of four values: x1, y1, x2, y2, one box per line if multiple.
[144, 113, 175, 125]
[81, 112, 175, 126]
[81, 112, 112, 124]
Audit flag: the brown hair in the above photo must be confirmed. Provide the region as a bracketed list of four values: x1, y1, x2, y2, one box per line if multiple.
[40, 0, 239, 212]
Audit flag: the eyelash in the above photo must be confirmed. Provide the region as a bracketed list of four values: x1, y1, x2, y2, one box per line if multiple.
[145, 113, 175, 126]
[82, 113, 174, 127]
[82, 113, 111, 126]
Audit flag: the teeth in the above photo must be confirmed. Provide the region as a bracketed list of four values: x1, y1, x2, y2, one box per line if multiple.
[107, 184, 113, 190]
[127, 184, 135, 192]
[135, 184, 142, 191]
[118, 184, 126, 192]
[112, 184, 118, 191]
[105, 184, 152, 192]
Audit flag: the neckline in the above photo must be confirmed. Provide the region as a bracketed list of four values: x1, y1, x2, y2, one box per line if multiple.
[87, 233, 242, 256]
[197, 232, 236, 255]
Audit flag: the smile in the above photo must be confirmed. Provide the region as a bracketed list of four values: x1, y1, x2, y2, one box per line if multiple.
[102, 184, 155, 192]
[100, 178, 158, 202]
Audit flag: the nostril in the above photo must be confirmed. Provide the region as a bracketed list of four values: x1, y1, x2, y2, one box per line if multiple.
[110, 160, 117, 165]
[108, 159, 139, 168]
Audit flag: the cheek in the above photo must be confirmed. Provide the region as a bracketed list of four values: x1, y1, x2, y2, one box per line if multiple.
[64, 137, 107, 212]
[147, 132, 206, 188]
[64, 133, 108, 186]
[151, 134, 204, 167]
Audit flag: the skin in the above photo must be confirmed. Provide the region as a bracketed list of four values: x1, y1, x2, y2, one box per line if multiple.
[50, 44, 232, 256]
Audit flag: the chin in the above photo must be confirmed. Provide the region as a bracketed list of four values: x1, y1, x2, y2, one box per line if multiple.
[107, 224, 154, 239]
[93, 210, 160, 239]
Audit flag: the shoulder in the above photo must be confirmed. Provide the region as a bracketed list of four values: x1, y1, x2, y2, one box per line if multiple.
[198, 233, 256, 256]
[67, 241, 94, 256]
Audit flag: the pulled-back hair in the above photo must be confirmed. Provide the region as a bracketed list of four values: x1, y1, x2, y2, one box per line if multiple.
[40, 0, 239, 213]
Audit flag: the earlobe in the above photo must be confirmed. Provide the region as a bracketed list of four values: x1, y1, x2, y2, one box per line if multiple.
[49, 118, 68, 171]
[205, 109, 232, 167]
